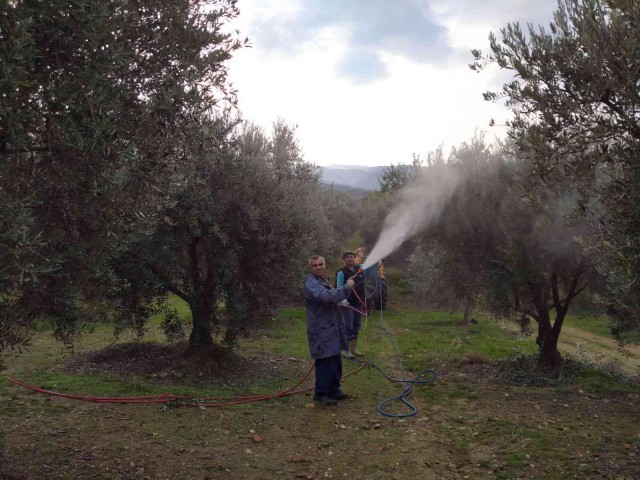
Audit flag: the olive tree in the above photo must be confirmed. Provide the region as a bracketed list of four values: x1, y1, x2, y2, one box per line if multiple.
[320, 188, 361, 247]
[471, 0, 640, 338]
[0, 0, 243, 355]
[379, 156, 423, 194]
[115, 120, 333, 346]
[408, 136, 593, 368]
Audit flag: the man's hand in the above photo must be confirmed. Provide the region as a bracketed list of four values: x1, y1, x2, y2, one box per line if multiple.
[346, 277, 355, 288]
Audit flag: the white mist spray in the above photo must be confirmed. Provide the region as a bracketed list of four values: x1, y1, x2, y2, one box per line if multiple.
[363, 165, 462, 269]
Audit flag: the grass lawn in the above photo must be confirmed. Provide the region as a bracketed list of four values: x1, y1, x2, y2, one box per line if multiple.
[1, 299, 639, 479]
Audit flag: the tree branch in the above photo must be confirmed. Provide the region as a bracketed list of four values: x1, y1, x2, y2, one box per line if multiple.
[148, 265, 189, 303]
[551, 270, 560, 309]
[600, 97, 640, 140]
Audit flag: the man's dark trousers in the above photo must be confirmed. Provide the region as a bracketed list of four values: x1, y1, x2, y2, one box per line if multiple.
[314, 354, 342, 395]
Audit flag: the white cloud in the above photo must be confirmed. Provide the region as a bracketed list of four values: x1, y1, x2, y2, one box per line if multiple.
[228, 0, 558, 166]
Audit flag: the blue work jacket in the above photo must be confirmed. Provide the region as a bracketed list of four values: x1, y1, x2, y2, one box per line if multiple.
[303, 274, 352, 359]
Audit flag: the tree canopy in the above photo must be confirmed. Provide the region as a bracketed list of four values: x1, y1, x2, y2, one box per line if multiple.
[471, 0, 640, 338]
[0, 0, 243, 351]
[114, 119, 332, 345]
[408, 135, 593, 368]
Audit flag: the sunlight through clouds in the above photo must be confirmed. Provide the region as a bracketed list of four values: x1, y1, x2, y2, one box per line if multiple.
[229, 0, 556, 166]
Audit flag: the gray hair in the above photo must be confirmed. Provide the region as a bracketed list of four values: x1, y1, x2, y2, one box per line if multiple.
[308, 255, 325, 268]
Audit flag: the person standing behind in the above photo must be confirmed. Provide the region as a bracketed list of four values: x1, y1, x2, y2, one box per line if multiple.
[353, 246, 386, 310]
[336, 251, 365, 358]
[304, 255, 355, 406]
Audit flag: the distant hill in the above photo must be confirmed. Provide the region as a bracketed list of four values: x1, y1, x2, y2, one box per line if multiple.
[321, 183, 370, 201]
[320, 165, 387, 191]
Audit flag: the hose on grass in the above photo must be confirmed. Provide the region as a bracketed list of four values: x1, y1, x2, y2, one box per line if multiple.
[342, 271, 437, 418]
[6, 361, 368, 408]
[6, 264, 435, 415]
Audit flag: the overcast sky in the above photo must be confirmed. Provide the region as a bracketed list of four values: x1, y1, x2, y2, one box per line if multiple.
[228, 0, 558, 167]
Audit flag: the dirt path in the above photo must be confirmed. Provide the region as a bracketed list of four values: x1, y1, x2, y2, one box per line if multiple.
[558, 325, 640, 377]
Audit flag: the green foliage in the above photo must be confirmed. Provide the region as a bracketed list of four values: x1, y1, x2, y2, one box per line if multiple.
[323, 183, 370, 202]
[507, 452, 525, 468]
[115, 119, 332, 345]
[320, 188, 361, 251]
[408, 134, 594, 367]
[360, 190, 392, 257]
[408, 136, 510, 316]
[0, 0, 243, 350]
[379, 156, 422, 194]
[160, 308, 187, 343]
[472, 0, 640, 338]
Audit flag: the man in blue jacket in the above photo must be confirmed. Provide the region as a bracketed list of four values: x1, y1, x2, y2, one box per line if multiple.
[304, 255, 355, 406]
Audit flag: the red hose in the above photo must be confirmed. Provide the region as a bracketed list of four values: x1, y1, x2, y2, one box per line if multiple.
[5, 361, 367, 408]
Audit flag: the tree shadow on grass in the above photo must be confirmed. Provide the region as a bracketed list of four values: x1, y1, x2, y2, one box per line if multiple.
[60, 342, 307, 387]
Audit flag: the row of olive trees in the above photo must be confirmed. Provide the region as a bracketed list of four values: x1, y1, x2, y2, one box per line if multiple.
[0, 0, 346, 360]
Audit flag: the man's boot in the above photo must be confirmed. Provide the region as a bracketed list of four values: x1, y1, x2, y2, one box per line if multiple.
[349, 339, 363, 356]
